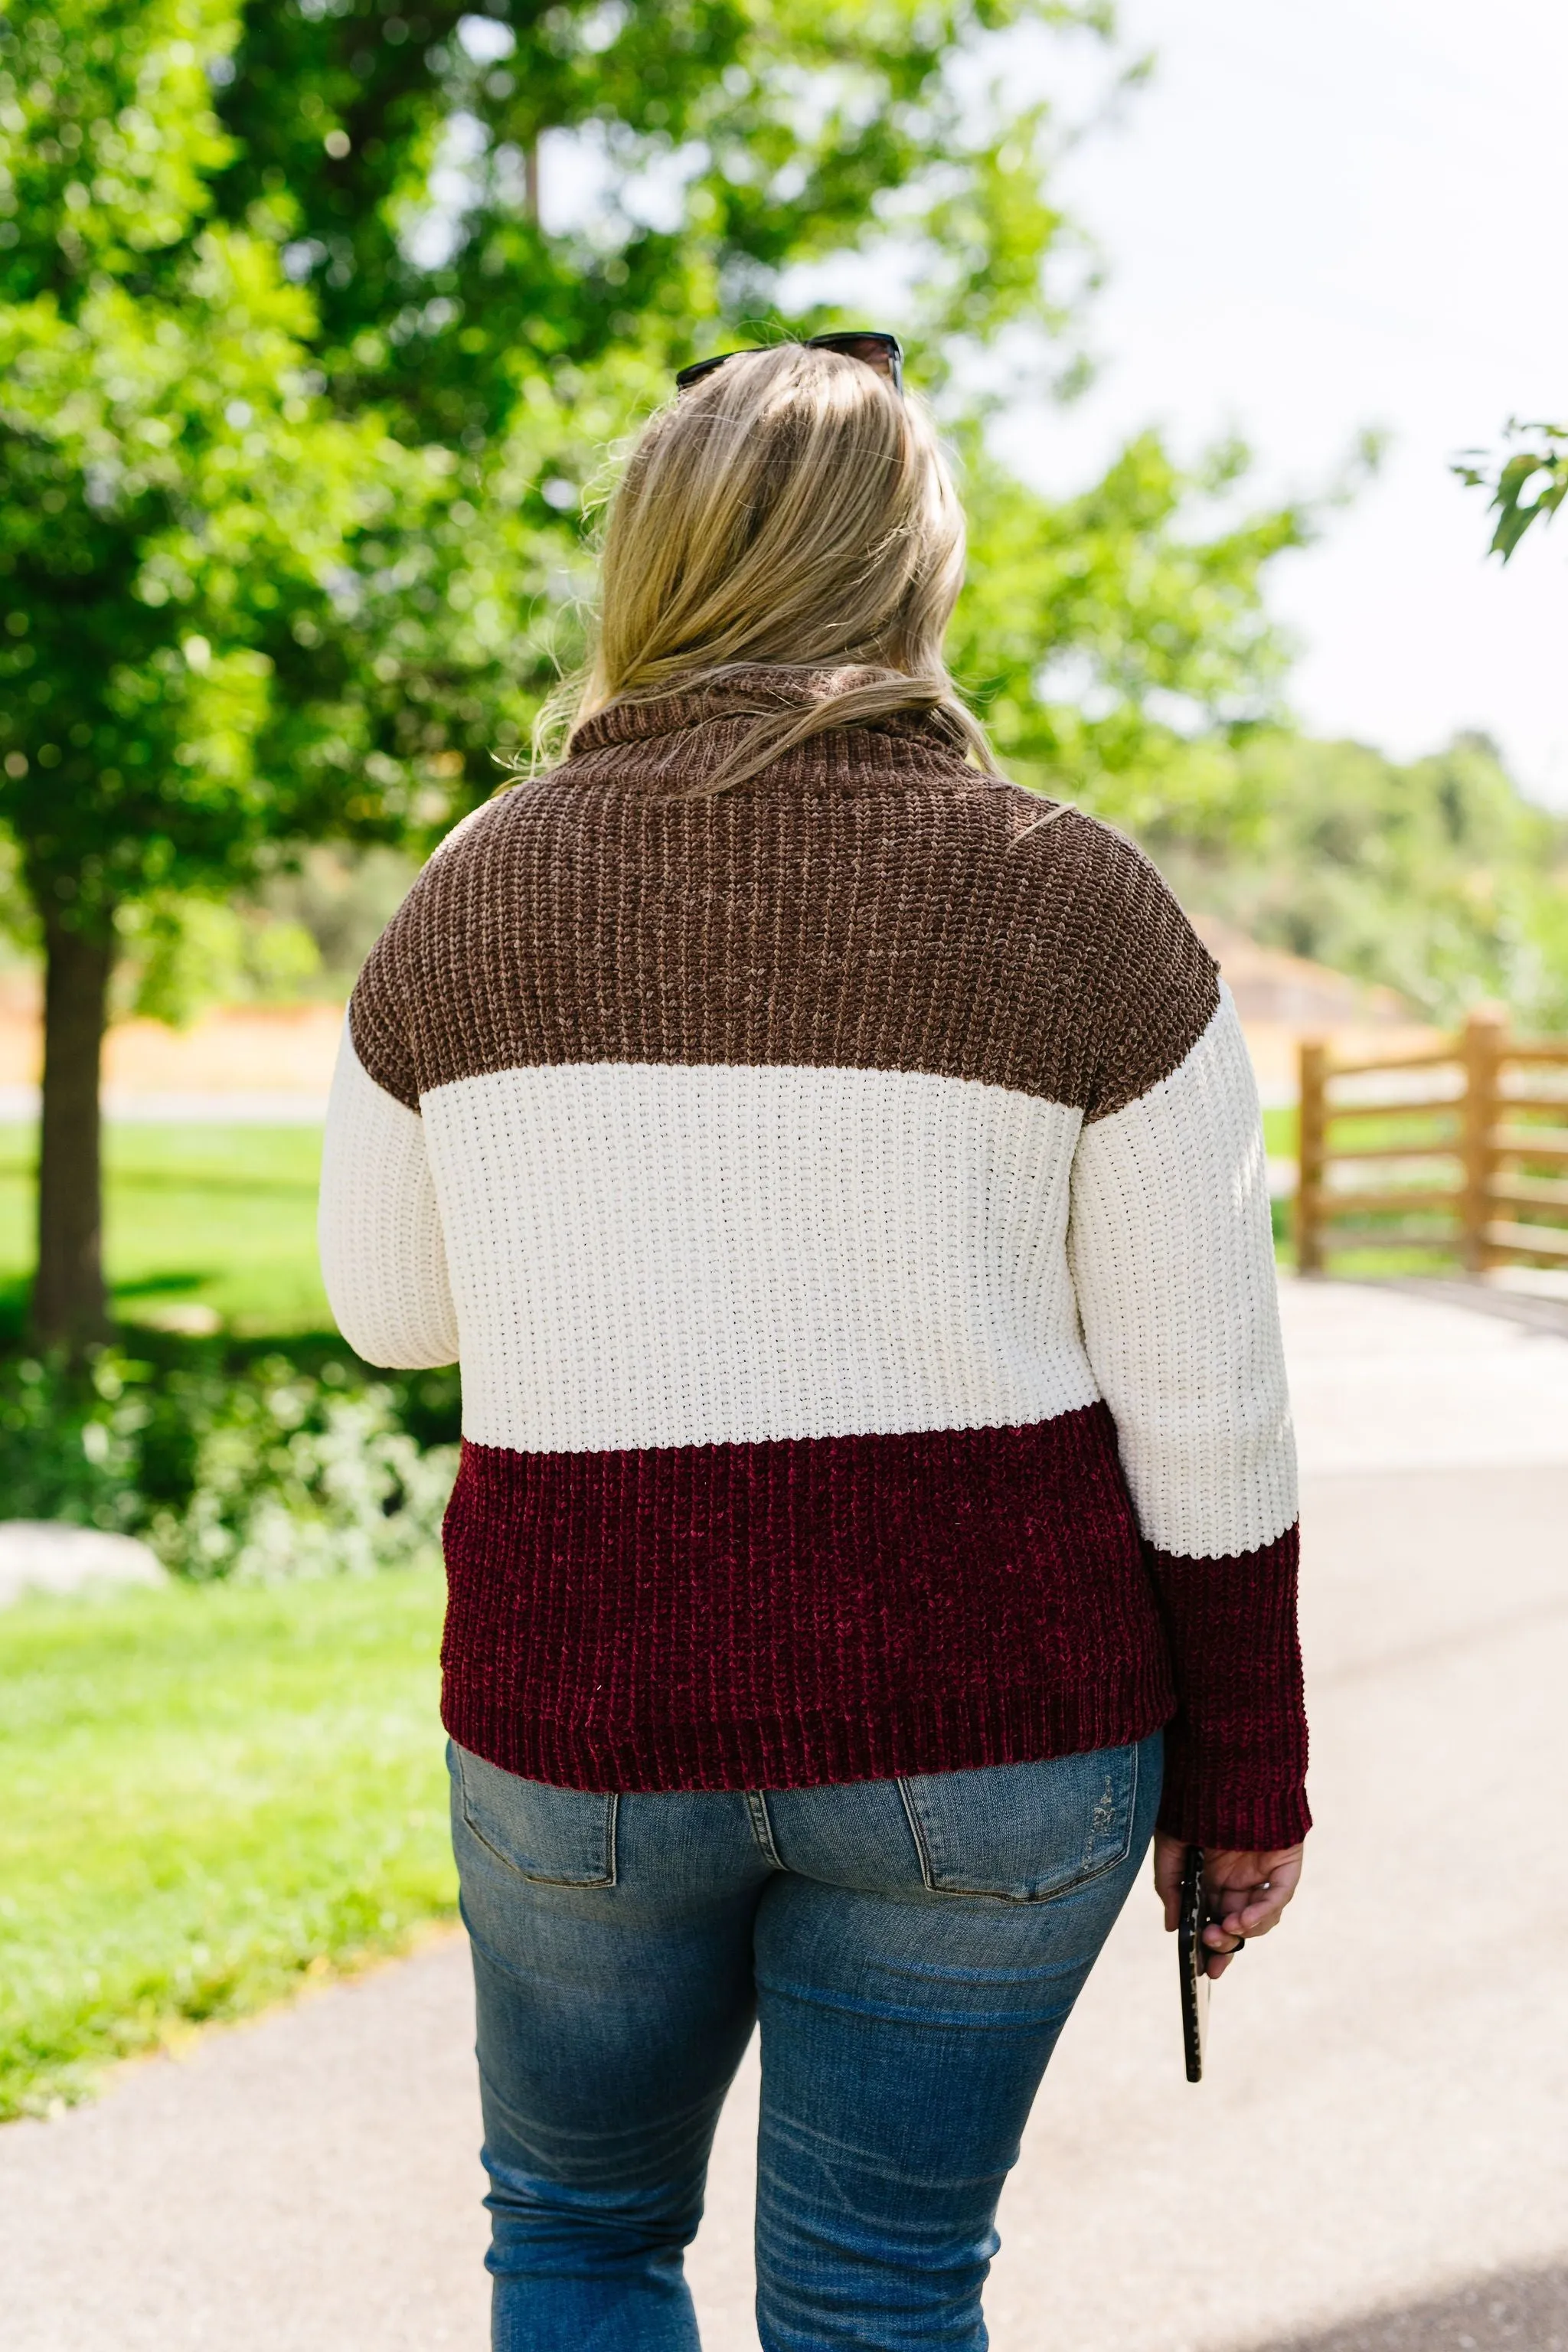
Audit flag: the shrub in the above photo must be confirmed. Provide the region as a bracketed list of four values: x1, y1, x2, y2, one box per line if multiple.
[0, 1351, 142, 1530]
[0, 1348, 456, 1582]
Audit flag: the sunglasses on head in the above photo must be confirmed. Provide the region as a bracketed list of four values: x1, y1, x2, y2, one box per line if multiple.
[675, 331, 904, 397]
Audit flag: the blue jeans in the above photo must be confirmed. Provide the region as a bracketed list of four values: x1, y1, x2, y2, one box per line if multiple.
[449, 1730, 1161, 2351]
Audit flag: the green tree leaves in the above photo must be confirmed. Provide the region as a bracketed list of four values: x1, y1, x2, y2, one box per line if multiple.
[0, 215, 419, 916]
[1455, 421, 1568, 562]
[0, 0, 237, 296]
[1150, 732, 1568, 1029]
[1, 0, 1321, 1340]
[951, 426, 1312, 832]
[0, 0, 1159, 930]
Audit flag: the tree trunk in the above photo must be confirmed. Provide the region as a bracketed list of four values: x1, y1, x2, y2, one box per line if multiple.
[32, 907, 114, 1354]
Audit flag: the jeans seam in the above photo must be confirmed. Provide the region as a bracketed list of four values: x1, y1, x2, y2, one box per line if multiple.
[743, 1789, 783, 1867]
[895, 1776, 939, 1893]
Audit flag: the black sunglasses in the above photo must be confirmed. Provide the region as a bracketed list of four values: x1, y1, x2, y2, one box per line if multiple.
[675, 330, 904, 397]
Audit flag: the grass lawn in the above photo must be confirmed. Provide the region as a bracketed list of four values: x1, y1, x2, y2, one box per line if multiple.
[0, 1570, 456, 2121]
[0, 1122, 328, 1336]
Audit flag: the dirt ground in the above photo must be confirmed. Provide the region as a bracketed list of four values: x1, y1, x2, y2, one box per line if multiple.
[0, 978, 345, 1099]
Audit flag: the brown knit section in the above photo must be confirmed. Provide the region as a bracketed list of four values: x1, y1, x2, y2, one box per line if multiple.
[349, 670, 1218, 1121]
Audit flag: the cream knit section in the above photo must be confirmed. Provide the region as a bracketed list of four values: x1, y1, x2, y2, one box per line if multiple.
[420, 1061, 1096, 1452]
[319, 1021, 459, 1369]
[1067, 984, 1297, 1560]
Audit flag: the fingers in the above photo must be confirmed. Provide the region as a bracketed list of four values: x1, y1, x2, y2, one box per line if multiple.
[1206, 1886, 1284, 1941]
[1222, 1886, 1287, 1937]
[1151, 1831, 1187, 1932]
[1200, 1913, 1251, 1964]
[1153, 1837, 1307, 1959]
[1201, 1843, 1305, 1952]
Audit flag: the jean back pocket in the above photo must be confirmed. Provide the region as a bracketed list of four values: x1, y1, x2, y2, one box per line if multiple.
[897, 1741, 1142, 1903]
[451, 1743, 618, 1886]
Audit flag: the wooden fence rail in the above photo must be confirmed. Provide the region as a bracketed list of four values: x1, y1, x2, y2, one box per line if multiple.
[1295, 1008, 1568, 1274]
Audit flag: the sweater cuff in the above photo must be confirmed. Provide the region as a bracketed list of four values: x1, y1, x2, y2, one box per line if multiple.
[1145, 1526, 1311, 1851]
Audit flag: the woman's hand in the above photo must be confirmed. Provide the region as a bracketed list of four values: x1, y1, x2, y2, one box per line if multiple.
[1152, 1834, 1305, 1979]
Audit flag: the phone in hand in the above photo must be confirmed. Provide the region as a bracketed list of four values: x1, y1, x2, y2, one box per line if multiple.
[1178, 1842, 1210, 2083]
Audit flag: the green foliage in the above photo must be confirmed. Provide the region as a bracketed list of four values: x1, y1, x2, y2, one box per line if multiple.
[0, 1570, 453, 2117]
[254, 844, 420, 992]
[211, 0, 1113, 416]
[1455, 421, 1568, 561]
[115, 893, 322, 1020]
[953, 427, 1314, 830]
[96, 847, 418, 1017]
[0, 1348, 136, 1527]
[0, 0, 1321, 1334]
[1150, 730, 1568, 1027]
[0, 0, 1139, 935]
[0, 818, 31, 945]
[0, 1344, 457, 1579]
[0, 113, 435, 911]
[0, 0, 1308, 939]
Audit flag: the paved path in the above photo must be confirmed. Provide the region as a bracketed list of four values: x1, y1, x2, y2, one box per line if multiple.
[3, 1279, 1566, 2352]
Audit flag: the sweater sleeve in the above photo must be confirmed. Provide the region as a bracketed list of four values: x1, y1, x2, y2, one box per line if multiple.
[1067, 979, 1308, 1851]
[318, 1002, 459, 1371]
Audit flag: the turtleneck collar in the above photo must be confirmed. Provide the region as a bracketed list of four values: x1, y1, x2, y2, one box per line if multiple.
[557, 664, 976, 791]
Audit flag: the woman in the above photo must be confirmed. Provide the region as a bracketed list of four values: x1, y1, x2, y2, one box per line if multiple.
[319, 333, 1308, 2352]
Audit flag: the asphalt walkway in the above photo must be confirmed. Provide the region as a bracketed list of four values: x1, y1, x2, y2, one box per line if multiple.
[3, 1279, 1566, 2352]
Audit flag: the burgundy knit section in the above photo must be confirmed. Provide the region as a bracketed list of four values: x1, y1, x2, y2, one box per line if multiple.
[438, 1403, 1178, 1794]
[1145, 1528, 1311, 1851]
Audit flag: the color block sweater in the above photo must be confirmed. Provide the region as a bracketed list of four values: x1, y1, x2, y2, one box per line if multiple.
[319, 670, 1309, 1851]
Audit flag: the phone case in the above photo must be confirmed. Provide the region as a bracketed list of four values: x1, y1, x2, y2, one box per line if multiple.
[1178, 1842, 1210, 2083]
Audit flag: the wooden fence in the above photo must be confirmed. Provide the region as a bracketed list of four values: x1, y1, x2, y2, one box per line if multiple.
[1295, 1009, 1568, 1274]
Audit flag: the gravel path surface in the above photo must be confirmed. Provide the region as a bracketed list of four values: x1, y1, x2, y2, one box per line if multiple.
[2, 1277, 1565, 2352]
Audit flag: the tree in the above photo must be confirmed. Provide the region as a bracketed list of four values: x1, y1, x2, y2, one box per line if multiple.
[0, 0, 1103, 1345]
[952, 426, 1313, 837]
[1145, 730, 1568, 1028]
[0, 28, 421, 1344]
[1455, 422, 1568, 562]
[2, 0, 1307, 1346]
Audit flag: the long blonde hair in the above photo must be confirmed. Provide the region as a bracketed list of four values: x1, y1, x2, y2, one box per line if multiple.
[555, 342, 998, 790]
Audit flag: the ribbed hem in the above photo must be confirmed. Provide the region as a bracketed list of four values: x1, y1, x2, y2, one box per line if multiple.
[1145, 1528, 1311, 1851]
[443, 1677, 1176, 1795]
[439, 1403, 1178, 1792]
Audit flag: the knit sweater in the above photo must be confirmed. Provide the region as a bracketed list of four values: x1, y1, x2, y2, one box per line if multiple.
[319, 669, 1308, 1851]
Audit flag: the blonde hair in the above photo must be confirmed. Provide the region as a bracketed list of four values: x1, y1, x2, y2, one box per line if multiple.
[553, 343, 998, 790]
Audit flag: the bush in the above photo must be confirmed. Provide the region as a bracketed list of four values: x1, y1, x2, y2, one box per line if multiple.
[0, 1347, 457, 1582]
[0, 1351, 141, 1530]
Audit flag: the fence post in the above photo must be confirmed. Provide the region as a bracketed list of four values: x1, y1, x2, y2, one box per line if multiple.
[1296, 1037, 1327, 1275]
[1461, 1006, 1506, 1273]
